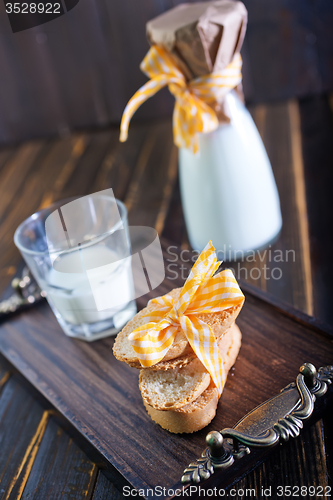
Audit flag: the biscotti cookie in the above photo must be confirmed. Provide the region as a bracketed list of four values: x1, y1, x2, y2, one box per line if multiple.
[143, 323, 242, 433]
[139, 357, 211, 411]
[113, 288, 242, 368]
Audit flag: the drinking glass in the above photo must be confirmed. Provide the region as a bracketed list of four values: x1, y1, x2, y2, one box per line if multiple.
[14, 192, 137, 341]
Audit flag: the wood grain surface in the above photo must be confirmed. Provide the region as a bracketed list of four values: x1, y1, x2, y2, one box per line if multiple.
[0, 240, 332, 492]
[21, 417, 97, 500]
[0, 95, 332, 498]
[0, 375, 49, 499]
[0, 1, 333, 142]
[0, 370, 100, 500]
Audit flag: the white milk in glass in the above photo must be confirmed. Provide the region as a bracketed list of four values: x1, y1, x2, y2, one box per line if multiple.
[179, 92, 282, 258]
[43, 245, 135, 337]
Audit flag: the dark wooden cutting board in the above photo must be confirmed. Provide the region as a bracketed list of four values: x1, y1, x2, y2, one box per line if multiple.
[0, 239, 332, 494]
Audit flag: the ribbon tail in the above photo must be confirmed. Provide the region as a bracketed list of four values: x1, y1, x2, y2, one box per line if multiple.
[172, 93, 218, 154]
[172, 100, 195, 152]
[120, 75, 170, 142]
[181, 315, 225, 396]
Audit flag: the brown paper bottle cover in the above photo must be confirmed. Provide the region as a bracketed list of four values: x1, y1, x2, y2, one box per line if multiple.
[146, 0, 247, 121]
[146, 1, 247, 80]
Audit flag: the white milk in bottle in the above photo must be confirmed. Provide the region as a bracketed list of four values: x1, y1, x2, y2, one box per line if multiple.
[179, 92, 282, 258]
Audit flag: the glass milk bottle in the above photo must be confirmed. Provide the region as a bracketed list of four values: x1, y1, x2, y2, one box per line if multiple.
[178, 92, 282, 259]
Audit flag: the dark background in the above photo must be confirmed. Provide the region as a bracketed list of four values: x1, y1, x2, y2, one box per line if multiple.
[0, 0, 333, 143]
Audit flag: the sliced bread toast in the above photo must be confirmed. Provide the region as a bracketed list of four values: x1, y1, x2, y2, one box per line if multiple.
[143, 382, 219, 434]
[139, 357, 211, 411]
[113, 287, 243, 368]
[143, 323, 242, 433]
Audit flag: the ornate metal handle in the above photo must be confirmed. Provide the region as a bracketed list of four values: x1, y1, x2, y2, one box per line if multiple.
[181, 363, 333, 484]
[0, 267, 44, 318]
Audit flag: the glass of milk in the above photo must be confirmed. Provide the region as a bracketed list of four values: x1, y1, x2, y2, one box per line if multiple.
[14, 192, 137, 341]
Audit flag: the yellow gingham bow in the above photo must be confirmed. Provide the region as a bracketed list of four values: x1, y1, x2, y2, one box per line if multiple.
[128, 241, 244, 395]
[120, 46, 242, 153]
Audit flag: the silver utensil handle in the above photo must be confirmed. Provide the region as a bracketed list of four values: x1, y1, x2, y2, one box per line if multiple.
[0, 267, 44, 318]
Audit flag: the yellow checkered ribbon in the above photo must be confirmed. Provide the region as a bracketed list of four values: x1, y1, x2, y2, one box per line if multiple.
[120, 46, 242, 153]
[128, 241, 244, 395]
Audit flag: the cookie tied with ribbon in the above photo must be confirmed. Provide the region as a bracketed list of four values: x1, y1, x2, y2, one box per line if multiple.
[120, 1, 247, 153]
[129, 241, 245, 396]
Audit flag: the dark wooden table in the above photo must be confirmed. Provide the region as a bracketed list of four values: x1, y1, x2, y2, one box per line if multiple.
[0, 94, 332, 499]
